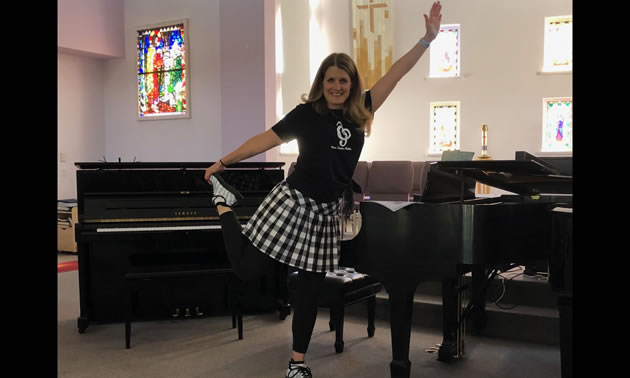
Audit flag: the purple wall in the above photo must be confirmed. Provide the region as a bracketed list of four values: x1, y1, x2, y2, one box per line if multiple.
[219, 0, 267, 161]
[58, 0, 124, 58]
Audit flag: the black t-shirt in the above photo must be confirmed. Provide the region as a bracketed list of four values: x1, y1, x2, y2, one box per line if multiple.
[272, 91, 372, 203]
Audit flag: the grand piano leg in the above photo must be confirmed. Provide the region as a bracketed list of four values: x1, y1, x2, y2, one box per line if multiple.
[439, 276, 464, 362]
[470, 265, 488, 335]
[557, 295, 572, 378]
[386, 283, 416, 378]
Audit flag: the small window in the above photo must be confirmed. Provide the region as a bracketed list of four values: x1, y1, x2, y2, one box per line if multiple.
[543, 16, 572, 72]
[137, 19, 190, 120]
[429, 24, 460, 78]
[429, 101, 460, 154]
[542, 98, 572, 153]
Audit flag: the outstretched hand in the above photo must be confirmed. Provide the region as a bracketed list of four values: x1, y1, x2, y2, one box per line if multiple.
[423, 1, 442, 42]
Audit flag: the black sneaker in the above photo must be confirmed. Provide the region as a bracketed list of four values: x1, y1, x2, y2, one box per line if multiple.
[209, 174, 244, 207]
[286, 361, 312, 378]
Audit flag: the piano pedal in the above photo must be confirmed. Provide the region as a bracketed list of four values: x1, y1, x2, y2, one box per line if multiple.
[195, 306, 203, 316]
[425, 344, 441, 353]
[172, 308, 180, 318]
[185, 307, 191, 317]
[437, 341, 458, 362]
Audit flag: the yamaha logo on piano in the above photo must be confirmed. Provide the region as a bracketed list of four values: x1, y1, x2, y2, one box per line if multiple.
[175, 210, 197, 216]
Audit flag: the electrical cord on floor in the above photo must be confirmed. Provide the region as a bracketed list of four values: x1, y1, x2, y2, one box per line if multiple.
[494, 273, 522, 310]
[490, 265, 550, 310]
[490, 265, 519, 309]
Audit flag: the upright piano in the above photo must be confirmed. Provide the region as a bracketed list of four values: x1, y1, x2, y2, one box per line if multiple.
[342, 152, 572, 378]
[74, 162, 285, 333]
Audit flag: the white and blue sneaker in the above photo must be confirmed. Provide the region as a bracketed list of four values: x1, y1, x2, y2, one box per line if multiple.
[286, 360, 313, 378]
[209, 174, 244, 207]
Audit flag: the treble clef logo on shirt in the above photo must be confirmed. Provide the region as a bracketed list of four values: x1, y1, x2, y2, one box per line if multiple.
[336, 121, 351, 147]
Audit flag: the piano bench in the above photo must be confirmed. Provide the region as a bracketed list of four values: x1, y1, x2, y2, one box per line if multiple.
[123, 262, 243, 349]
[287, 268, 382, 353]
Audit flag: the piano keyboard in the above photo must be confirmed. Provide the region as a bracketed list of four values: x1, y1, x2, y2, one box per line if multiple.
[97, 225, 222, 233]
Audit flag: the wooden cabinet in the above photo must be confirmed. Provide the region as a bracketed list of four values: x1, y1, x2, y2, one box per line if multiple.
[58, 204, 78, 253]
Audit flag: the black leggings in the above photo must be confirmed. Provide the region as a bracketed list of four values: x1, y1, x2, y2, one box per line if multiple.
[219, 211, 327, 354]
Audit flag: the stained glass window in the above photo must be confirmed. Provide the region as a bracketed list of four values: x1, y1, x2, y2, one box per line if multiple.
[543, 16, 572, 72]
[542, 98, 572, 153]
[429, 102, 460, 154]
[429, 24, 460, 78]
[137, 20, 189, 119]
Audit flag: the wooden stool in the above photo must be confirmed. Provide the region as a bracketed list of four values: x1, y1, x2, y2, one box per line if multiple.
[288, 267, 382, 353]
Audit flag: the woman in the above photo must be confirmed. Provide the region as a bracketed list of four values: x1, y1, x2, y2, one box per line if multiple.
[205, 3, 442, 376]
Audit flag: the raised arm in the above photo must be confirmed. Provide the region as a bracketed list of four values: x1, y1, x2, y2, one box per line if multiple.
[204, 128, 283, 181]
[369, 1, 442, 112]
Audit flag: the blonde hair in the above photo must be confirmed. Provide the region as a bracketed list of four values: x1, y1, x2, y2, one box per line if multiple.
[301, 53, 373, 136]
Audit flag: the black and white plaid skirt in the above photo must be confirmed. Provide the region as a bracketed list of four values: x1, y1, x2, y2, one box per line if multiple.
[242, 181, 342, 273]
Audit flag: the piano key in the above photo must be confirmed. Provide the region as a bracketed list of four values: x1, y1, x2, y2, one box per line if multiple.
[96, 225, 222, 232]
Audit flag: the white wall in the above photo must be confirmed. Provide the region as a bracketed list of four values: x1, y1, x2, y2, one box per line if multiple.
[102, 0, 273, 163]
[219, 0, 268, 161]
[58, 0, 124, 58]
[57, 53, 106, 199]
[57, 0, 124, 199]
[102, 0, 222, 163]
[378, 0, 572, 161]
[58, 0, 572, 198]
[267, 0, 572, 165]
[59, 0, 276, 198]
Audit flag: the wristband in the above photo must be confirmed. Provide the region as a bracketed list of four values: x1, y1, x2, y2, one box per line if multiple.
[418, 38, 431, 49]
[219, 159, 227, 167]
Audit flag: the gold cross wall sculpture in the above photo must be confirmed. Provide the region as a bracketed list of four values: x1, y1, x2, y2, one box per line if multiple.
[352, 0, 393, 88]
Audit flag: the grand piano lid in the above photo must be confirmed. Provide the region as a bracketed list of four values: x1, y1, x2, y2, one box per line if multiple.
[74, 162, 285, 170]
[433, 158, 573, 195]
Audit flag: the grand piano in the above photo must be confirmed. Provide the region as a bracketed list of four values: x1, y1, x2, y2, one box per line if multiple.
[74, 161, 285, 333]
[342, 152, 572, 378]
